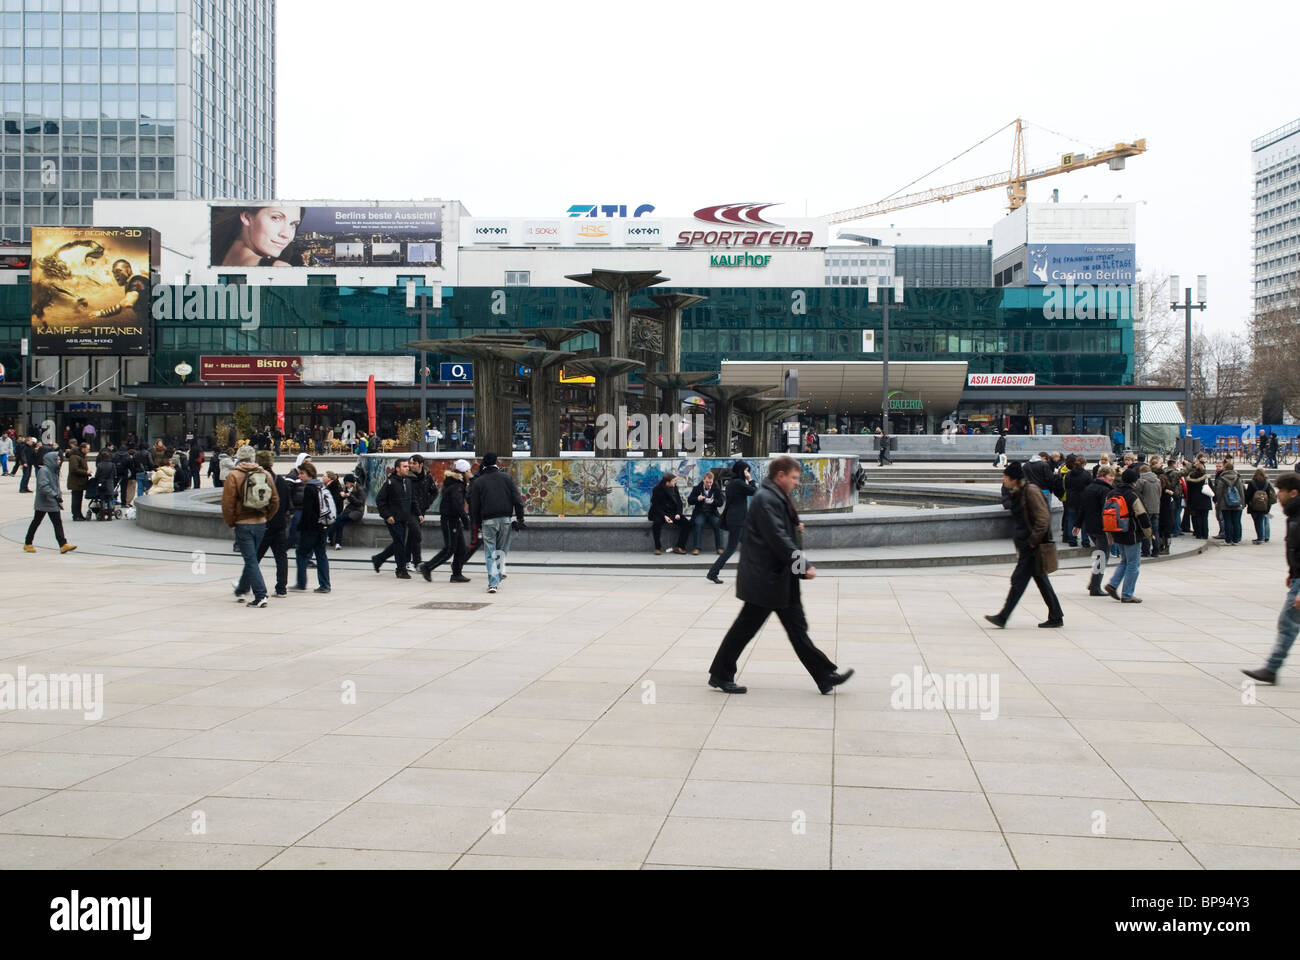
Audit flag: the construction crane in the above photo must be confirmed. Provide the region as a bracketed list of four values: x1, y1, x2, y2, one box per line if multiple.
[825, 118, 1146, 223]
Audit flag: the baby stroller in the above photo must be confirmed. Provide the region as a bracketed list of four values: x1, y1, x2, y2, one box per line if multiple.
[86, 462, 122, 521]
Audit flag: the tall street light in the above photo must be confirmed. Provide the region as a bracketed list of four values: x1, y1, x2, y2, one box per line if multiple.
[870, 275, 904, 448]
[1169, 274, 1207, 434]
[407, 280, 442, 452]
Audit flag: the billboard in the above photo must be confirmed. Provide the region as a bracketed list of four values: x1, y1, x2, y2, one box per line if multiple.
[1026, 243, 1136, 285]
[30, 226, 158, 354]
[201, 355, 302, 382]
[209, 203, 443, 268]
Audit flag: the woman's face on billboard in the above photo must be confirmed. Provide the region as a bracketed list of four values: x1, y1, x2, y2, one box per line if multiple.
[240, 206, 300, 259]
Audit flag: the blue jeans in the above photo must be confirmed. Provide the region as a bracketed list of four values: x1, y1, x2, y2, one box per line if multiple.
[296, 529, 330, 589]
[0, 454, 7, 473]
[1252, 513, 1271, 542]
[1107, 541, 1142, 598]
[692, 512, 723, 551]
[1267, 581, 1300, 673]
[234, 522, 268, 601]
[1063, 504, 1090, 547]
[1222, 510, 1243, 544]
[136, 471, 151, 498]
[481, 515, 512, 589]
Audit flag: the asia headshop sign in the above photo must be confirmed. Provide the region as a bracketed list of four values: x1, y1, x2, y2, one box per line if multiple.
[209, 203, 443, 267]
[30, 226, 159, 354]
[1026, 244, 1136, 285]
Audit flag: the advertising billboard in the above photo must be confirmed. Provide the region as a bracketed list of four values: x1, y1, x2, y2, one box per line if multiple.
[209, 203, 443, 268]
[1026, 243, 1135, 285]
[30, 226, 158, 354]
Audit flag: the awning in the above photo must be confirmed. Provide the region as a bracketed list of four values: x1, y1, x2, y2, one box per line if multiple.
[719, 360, 968, 415]
[1140, 400, 1185, 424]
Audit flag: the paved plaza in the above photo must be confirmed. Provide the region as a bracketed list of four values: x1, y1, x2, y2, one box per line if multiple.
[0, 468, 1297, 870]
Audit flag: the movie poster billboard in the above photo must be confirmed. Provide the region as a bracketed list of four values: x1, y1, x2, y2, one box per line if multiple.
[30, 226, 158, 354]
[209, 203, 443, 268]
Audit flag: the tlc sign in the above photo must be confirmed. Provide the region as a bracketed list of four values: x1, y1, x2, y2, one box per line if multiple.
[567, 204, 655, 218]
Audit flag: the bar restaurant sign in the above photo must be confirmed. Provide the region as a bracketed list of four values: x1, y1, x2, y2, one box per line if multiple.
[200, 355, 302, 382]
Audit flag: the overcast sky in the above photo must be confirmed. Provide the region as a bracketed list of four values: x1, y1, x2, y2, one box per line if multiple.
[277, 0, 1300, 333]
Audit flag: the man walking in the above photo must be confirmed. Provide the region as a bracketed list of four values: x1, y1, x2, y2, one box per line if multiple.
[18, 436, 36, 492]
[707, 459, 756, 584]
[1077, 464, 1115, 596]
[1243, 474, 1300, 684]
[406, 454, 437, 567]
[222, 445, 279, 608]
[254, 450, 291, 598]
[468, 452, 525, 594]
[419, 458, 472, 583]
[985, 460, 1064, 628]
[707, 456, 854, 695]
[23, 449, 76, 554]
[372, 457, 421, 579]
[291, 461, 331, 593]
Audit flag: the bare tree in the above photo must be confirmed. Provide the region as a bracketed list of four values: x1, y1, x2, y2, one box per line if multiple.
[1132, 271, 1179, 384]
[1151, 324, 1253, 424]
[1251, 283, 1300, 421]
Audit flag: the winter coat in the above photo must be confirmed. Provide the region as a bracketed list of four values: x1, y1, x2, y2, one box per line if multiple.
[735, 478, 805, 610]
[1064, 466, 1091, 505]
[1285, 496, 1300, 581]
[1185, 465, 1213, 511]
[687, 480, 723, 519]
[648, 483, 685, 523]
[1245, 478, 1277, 515]
[150, 464, 175, 494]
[994, 434, 1007, 454]
[1022, 459, 1062, 497]
[1107, 483, 1153, 546]
[221, 461, 280, 527]
[377, 472, 418, 524]
[722, 475, 758, 530]
[66, 448, 90, 492]
[409, 468, 437, 514]
[438, 472, 470, 528]
[151, 445, 169, 468]
[1136, 470, 1161, 516]
[298, 478, 327, 532]
[1078, 477, 1113, 539]
[342, 482, 366, 521]
[468, 466, 523, 526]
[265, 472, 293, 531]
[34, 451, 62, 512]
[218, 454, 237, 482]
[1005, 482, 1052, 549]
[1214, 469, 1247, 511]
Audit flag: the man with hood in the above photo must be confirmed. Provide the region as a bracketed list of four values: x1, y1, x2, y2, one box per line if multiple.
[419, 458, 472, 583]
[467, 452, 524, 594]
[984, 460, 1064, 628]
[255, 450, 291, 598]
[372, 457, 421, 579]
[222, 444, 279, 608]
[1214, 457, 1247, 545]
[707, 456, 853, 695]
[23, 448, 76, 554]
[707, 460, 756, 584]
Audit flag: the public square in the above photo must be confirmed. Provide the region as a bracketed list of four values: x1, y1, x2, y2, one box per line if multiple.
[0, 462, 1296, 871]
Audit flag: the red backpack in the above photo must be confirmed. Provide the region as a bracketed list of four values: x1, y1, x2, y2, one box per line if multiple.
[1102, 493, 1131, 533]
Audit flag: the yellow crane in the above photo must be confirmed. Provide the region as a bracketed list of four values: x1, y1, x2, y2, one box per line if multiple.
[826, 118, 1147, 223]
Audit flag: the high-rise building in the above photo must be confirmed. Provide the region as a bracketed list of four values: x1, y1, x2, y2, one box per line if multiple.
[1, 0, 274, 243]
[1253, 117, 1300, 317]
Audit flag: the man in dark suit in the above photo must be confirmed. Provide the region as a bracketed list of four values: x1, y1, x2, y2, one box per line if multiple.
[707, 459, 756, 584]
[707, 456, 854, 695]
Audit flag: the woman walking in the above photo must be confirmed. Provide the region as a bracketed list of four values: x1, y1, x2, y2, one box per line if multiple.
[1246, 467, 1277, 544]
[24, 450, 76, 554]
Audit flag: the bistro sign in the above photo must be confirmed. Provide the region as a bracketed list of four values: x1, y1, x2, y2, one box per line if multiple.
[200, 355, 302, 382]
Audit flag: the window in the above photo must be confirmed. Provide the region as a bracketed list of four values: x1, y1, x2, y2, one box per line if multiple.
[306, 275, 336, 287]
[217, 274, 246, 285]
[505, 270, 530, 286]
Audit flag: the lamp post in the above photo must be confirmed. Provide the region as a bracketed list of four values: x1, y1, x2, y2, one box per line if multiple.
[870, 275, 904, 444]
[1169, 274, 1207, 433]
[407, 280, 443, 452]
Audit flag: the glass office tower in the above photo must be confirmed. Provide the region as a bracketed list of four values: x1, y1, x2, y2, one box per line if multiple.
[1, 0, 274, 242]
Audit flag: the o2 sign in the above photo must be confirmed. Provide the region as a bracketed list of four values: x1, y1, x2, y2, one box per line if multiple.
[440, 362, 473, 382]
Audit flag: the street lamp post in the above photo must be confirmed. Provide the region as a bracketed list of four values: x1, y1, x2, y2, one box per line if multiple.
[870, 275, 904, 451]
[407, 280, 443, 452]
[1169, 274, 1207, 433]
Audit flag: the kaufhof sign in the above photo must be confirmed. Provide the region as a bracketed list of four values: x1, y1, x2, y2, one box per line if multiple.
[967, 373, 1037, 386]
[674, 203, 819, 248]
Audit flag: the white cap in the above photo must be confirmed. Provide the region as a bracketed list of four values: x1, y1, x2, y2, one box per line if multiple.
[294, 452, 311, 468]
[453, 458, 471, 473]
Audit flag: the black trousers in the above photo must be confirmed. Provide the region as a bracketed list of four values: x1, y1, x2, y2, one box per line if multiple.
[407, 518, 424, 565]
[651, 518, 691, 551]
[707, 525, 743, 578]
[26, 509, 66, 547]
[375, 518, 420, 571]
[422, 517, 467, 576]
[709, 579, 837, 687]
[1192, 509, 1209, 539]
[71, 490, 85, 519]
[257, 524, 289, 594]
[997, 544, 1063, 621]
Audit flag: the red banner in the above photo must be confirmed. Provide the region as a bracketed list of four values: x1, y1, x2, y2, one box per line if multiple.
[275, 375, 285, 432]
[200, 355, 302, 382]
[366, 375, 377, 435]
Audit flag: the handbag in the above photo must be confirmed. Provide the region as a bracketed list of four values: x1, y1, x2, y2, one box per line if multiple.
[1021, 487, 1058, 574]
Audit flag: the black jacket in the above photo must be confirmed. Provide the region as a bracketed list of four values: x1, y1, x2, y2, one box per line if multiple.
[1064, 466, 1091, 504]
[687, 480, 723, 519]
[1022, 459, 1062, 497]
[994, 434, 1007, 454]
[1185, 466, 1213, 511]
[468, 466, 523, 526]
[409, 468, 437, 514]
[721, 476, 757, 529]
[736, 478, 805, 610]
[648, 483, 684, 523]
[438, 472, 470, 528]
[1079, 477, 1113, 539]
[299, 479, 327, 532]
[266, 472, 293, 531]
[1285, 496, 1300, 581]
[377, 471, 418, 524]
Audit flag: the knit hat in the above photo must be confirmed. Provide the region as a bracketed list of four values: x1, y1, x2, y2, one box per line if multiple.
[453, 458, 471, 473]
[731, 459, 749, 475]
[480, 452, 499, 468]
[1003, 461, 1024, 481]
[236, 445, 256, 463]
[1121, 466, 1141, 485]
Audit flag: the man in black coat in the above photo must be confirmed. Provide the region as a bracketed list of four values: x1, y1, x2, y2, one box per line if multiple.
[687, 470, 725, 556]
[985, 460, 1065, 628]
[468, 452, 525, 594]
[420, 458, 472, 583]
[1077, 465, 1115, 597]
[708, 460, 756, 584]
[372, 457, 422, 579]
[707, 456, 854, 695]
[254, 450, 292, 598]
[406, 454, 438, 566]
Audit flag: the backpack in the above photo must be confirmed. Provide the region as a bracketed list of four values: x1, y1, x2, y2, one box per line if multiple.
[1102, 493, 1131, 534]
[174, 458, 191, 492]
[317, 485, 338, 526]
[1251, 486, 1270, 513]
[1224, 483, 1242, 509]
[241, 468, 274, 512]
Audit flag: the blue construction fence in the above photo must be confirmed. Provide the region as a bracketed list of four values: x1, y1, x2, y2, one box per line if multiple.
[1185, 424, 1300, 453]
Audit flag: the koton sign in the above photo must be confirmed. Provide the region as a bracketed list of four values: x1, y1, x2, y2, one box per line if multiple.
[470, 220, 511, 243]
[201, 355, 302, 382]
[967, 373, 1036, 387]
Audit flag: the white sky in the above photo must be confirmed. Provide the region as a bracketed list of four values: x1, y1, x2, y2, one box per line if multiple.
[277, 0, 1300, 333]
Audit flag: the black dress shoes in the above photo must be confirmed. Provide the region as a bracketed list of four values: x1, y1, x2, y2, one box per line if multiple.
[1038, 619, 1064, 628]
[984, 614, 1007, 629]
[706, 574, 723, 584]
[708, 678, 747, 694]
[818, 668, 855, 695]
[1241, 667, 1277, 685]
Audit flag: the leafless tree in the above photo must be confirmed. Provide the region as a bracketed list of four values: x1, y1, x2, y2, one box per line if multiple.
[1151, 324, 1253, 424]
[1251, 284, 1300, 421]
[1132, 272, 1180, 384]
